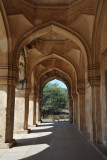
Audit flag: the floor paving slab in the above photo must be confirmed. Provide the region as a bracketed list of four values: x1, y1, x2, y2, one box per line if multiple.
[0, 122, 106, 160]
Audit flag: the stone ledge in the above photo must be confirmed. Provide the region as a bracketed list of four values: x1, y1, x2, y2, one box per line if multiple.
[28, 124, 37, 127]
[14, 129, 30, 134]
[0, 139, 16, 149]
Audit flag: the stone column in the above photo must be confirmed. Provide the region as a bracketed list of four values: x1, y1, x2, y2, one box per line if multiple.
[36, 97, 41, 124]
[6, 83, 15, 142]
[0, 83, 16, 148]
[0, 85, 7, 146]
[78, 89, 86, 131]
[33, 94, 36, 125]
[88, 64, 102, 143]
[69, 96, 73, 123]
[73, 93, 78, 126]
[91, 84, 102, 143]
[24, 91, 30, 131]
[28, 94, 34, 127]
[14, 90, 29, 134]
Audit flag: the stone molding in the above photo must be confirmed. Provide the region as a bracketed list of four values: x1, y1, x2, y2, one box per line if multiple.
[88, 63, 101, 86]
[102, 48, 107, 59]
[15, 89, 25, 97]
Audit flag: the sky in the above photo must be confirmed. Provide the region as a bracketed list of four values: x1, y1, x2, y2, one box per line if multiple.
[50, 79, 67, 88]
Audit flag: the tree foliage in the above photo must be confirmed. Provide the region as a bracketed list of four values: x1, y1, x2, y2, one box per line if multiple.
[41, 82, 69, 115]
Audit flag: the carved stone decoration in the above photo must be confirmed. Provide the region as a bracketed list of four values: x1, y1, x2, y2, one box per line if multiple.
[102, 48, 107, 59]
[17, 49, 26, 90]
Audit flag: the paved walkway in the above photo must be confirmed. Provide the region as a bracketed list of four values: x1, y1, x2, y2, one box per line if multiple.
[0, 122, 106, 160]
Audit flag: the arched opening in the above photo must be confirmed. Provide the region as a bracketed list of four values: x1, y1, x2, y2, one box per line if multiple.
[0, 1, 107, 159]
[41, 79, 70, 123]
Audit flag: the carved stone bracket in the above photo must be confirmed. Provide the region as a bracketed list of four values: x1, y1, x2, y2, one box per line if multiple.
[102, 48, 107, 59]
[77, 79, 85, 95]
[72, 92, 78, 99]
[88, 63, 101, 86]
[77, 88, 85, 95]
[15, 89, 25, 97]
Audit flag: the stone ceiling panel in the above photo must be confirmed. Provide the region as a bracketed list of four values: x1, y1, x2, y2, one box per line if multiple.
[27, 38, 80, 56]
[8, 14, 34, 50]
[69, 14, 95, 47]
[66, 48, 81, 67]
[34, 57, 75, 82]
[38, 31, 68, 41]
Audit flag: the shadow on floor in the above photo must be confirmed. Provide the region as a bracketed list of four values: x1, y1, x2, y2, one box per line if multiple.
[15, 123, 54, 147]
[14, 122, 106, 160]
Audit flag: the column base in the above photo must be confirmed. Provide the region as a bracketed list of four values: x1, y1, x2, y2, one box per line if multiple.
[69, 119, 73, 123]
[14, 129, 30, 134]
[27, 129, 30, 133]
[36, 124, 38, 127]
[37, 121, 41, 125]
[0, 139, 16, 149]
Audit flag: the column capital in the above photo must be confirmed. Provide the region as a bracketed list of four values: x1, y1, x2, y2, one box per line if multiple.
[25, 89, 30, 95]
[88, 63, 101, 87]
[77, 88, 85, 95]
[15, 89, 25, 97]
[36, 96, 42, 102]
[29, 94, 34, 100]
[88, 78, 101, 87]
[77, 79, 85, 93]
[72, 92, 78, 99]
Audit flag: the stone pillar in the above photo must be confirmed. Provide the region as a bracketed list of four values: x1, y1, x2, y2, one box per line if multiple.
[6, 84, 15, 142]
[73, 94, 78, 126]
[28, 94, 34, 127]
[78, 91, 86, 131]
[36, 97, 41, 124]
[91, 84, 102, 143]
[24, 91, 30, 131]
[33, 94, 36, 125]
[0, 85, 7, 146]
[14, 90, 28, 134]
[0, 83, 16, 148]
[69, 96, 73, 123]
[88, 64, 102, 143]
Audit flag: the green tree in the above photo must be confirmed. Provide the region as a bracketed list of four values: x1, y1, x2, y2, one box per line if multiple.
[41, 82, 69, 115]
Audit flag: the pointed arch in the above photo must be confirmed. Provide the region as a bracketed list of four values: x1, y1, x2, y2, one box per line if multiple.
[13, 21, 91, 82]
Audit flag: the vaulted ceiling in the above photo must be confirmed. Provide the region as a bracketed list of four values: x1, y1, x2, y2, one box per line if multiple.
[2, 0, 104, 94]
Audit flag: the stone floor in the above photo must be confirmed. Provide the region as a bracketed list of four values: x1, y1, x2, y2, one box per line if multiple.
[0, 122, 107, 160]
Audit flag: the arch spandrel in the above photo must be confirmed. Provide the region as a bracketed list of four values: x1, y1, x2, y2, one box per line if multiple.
[27, 53, 79, 83]
[15, 21, 91, 63]
[35, 67, 73, 85]
[0, 0, 12, 84]
[14, 21, 91, 81]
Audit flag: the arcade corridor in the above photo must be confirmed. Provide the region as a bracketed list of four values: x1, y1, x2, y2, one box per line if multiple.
[0, 0, 107, 156]
[0, 122, 106, 160]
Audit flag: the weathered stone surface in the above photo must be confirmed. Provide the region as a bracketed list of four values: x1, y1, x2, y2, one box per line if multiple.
[0, 85, 7, 143]
[0, 0, 107, 149]
[14, 90, 25, 132]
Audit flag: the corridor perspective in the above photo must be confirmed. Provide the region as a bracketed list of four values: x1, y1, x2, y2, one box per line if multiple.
[0, 122, 106, 160]
[0, 0, 107, 159]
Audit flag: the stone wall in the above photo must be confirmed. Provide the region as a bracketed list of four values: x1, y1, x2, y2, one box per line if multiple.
[101, 54, 107, 144]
